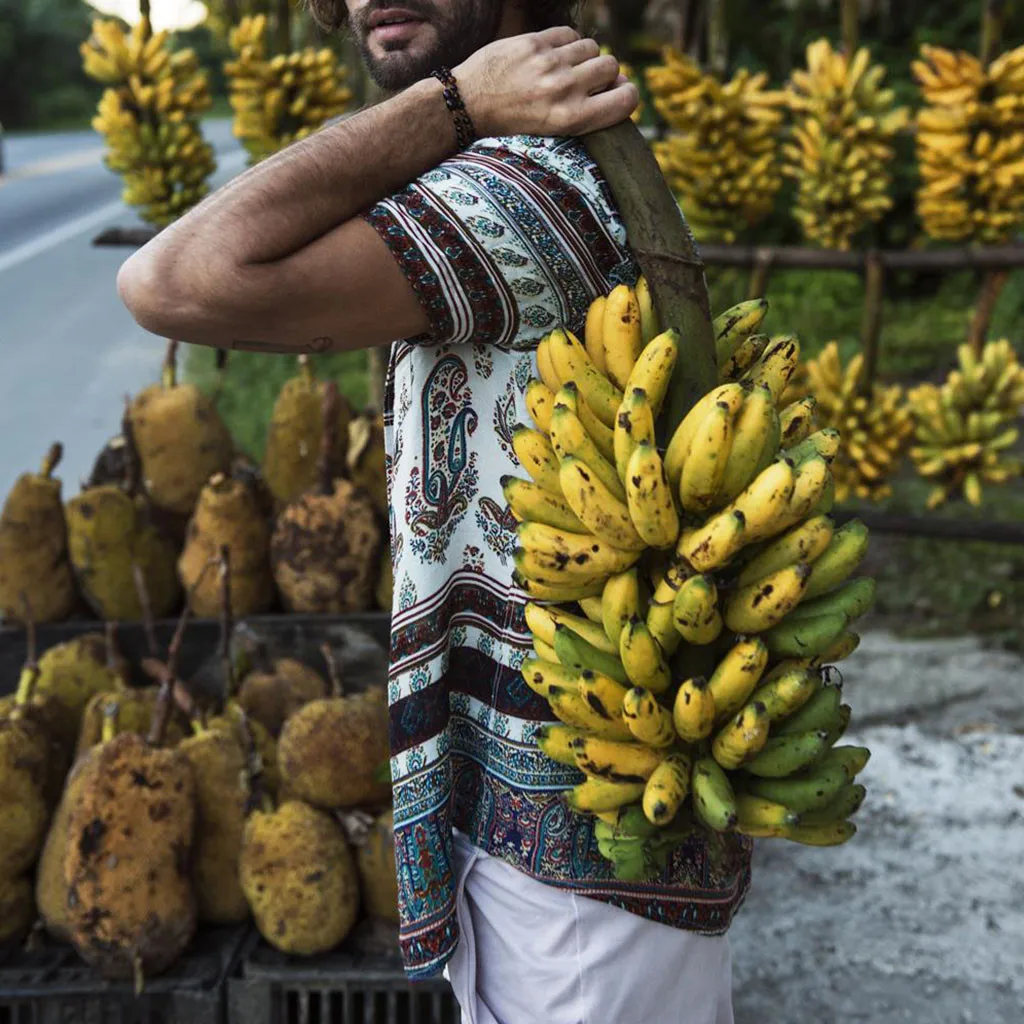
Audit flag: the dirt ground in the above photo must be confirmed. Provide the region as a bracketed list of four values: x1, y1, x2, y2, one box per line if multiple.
[729, 630, 1024, 1024]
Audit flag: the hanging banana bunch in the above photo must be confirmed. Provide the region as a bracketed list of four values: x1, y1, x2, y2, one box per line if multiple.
[509, 281, 875, 881]
[783, 39, 909, 250]
[913, 44, 1024, 243]
[82, 19, 216, 228]
[646, 49, 786, 242]
[908, 341, 1024, 508]
[226, 15, 353, 166]
[804, 342, 912, 503]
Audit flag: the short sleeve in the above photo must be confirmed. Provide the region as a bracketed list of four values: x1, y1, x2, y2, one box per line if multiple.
[361, 136, 635, 348]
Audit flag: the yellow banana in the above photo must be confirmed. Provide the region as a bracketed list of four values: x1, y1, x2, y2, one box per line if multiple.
[777, 455, 832, 530]
[714, 298, 770, 366]
[625, 442, 680, 549]
[512, 572, 604, 603]
[679, 399, 737, 513]
[673, 575, 723, 645]
[603, 284, 644, 390]
[742, 335, 800, 402]
[624, 329, 680, 417]
[622, 687, 676, 748]
[673, 676, 716, 742]
[615, 387, 657, 485]
[816, 630, 860, 663]
[547, 683, 632, 740]
[782, 820, 856, 847]
[575, 396, 617, 464]
[524, 603, 618, 654]
[512, 425, 562, 495]
[577, 670, 631, 721]
[520, 657, 579, 699]
[501, 476, 586, 532]
[536, 724, 586, 766]
[620, 618, 672, 694]
[734, 793, 800, 831]
[721, 333, 770, 382]
[565, 777, 647, 814]
[584, 295, 608, 375]
[780, 396, 818, 446]
[724, 562, 812, 634]
[708, 636, 769, 721]
[677, 509, 747, 572]
[525, 379, 556, 435]
[642, 752, 692, 826]
[715, 383, 778, 506]
[636, 275, 660, 346]
[578, 595, 605, 624]
[559, 456, 646, 551]
[550, 392, 626, 500]
[750, 664, 819, 722]
[711, 700, 771, 769]
[724, 459, 796, 542]
[536, 335, 563, 394]
[547, 328, 623, 426]
[645, 562, 690, 656]
[802, 519, 869, 599]
[664, 382, 746, 490]
[534, 638, 559, 661]
[571, 736, 664, 783]
[601, 568, 641, 650]
[737, 515, 834, 587]
[516, 521, 640, 583]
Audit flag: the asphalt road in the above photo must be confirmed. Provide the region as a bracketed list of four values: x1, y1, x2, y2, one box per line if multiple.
[0, 120, 245, 499]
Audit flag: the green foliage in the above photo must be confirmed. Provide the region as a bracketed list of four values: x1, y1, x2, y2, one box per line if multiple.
[0, 0, 101, 129]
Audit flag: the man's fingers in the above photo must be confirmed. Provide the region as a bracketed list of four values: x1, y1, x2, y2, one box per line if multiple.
[535, 25, 580, 48]
[558, 37, 602, 66]
[577, 82, 640, 134]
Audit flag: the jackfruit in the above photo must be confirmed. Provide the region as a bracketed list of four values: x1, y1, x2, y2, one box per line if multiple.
[0, 875, 34, 944]
[236, 653, 326, 738]
[66, 486, 181, 620]
[0, 443, 77, 623]
[347, 411, 387, 518]
[355, 807, 399, 924]
[75, 688, 186, 759]
[64, 729, 198, 982]
[262, 355, 352, 509]
[207, 702, 280, 796]
[271, 383, 381, 614]
[277, 648, 389, 810]
[178, 723, 250, 925]
[128, 341, 234, 519]
[240, 800, 359, 955]
[179, 473, 273, 618]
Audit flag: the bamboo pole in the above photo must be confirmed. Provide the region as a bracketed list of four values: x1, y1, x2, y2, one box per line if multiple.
[840, 0, 859, 55]
[275, 0, 292, 54]
[967, 269, 1009, 355]
[583, 122, 717, 434]
[858, 251, 885, 395]
[980, 0, 1007, 65]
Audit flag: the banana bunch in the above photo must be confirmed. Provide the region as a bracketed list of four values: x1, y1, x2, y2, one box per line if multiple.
[913, 44, 1024, 243]
[804, 342, 912, 503]
[908, 340, 1024, 508]
[646, 49, 786, 242]
[83, 19, 216, 227]
[225, 15, 353, 165]
[508, 284, 874, 879]
[783, 39, 909, 250]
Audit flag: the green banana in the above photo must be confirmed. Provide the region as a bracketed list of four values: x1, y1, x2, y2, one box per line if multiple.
[775, 684, 844, 736]
[741, 729, 832, 778]
[691, 757, 738, 832]
[741, 760, 850, 812]
[798, 782, 866, 825]
[802, 519, 870, 600]
[790, 577, 876, 624]
[553, 624, 629, 685]
[817, 745, 871, 778]
[763, 611, 849, 659]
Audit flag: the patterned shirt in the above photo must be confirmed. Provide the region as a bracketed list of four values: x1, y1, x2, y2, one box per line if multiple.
[363, 135, 752, 980]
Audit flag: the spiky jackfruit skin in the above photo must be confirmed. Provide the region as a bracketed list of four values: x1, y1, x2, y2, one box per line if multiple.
[0, 471, 77, 623]
[277, 688, 390, 810]
[66, 487, 181, 620]
[0, 875, 34, 943]
[128, 382, 234, 518]
[178, 729, 250, 925]
[37, 750, 97, 939]
[64, 733, 198, 981]
[0, 717, 50, 875]
[207, 704, 280, 796]
[262, 373, 352, 510]
[0, 694, 73, 806]
[240, 800, 359, 955]
[271, 480, 381, 614]
[75, 689, 187, 760]
[347, 413, 387, 518]
[355, 808, 399, 924]
[237, 658, 326, 738]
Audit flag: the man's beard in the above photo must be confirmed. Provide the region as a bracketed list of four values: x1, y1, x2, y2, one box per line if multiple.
[352, 0, 504, 92]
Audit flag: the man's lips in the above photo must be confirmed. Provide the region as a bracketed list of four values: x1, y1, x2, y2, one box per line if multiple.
[367, 8, 424, 29]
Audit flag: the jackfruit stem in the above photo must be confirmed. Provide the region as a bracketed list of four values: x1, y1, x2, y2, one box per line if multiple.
[132, 563, 159, 660]
[147, 597, 193, 747]
[316, 381, 341, 496]
[237, 708, 271, 817]
[104, 621, 120, 675]
[219, 545, 236, 701]
[40, 443, 63, 480]
[120, 396, 142, 496]
[321, 642, 344, 698]
[15, 594, 39, 707]
[133, 954, 145, 997]
[161, 341, 179, 390]
[101, 701, 120, 743]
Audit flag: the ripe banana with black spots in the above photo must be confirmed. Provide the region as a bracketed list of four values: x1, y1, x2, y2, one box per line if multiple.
[679, 399, 738, 513]
[566, 777, 647, 813]
[622, 687, 676, 748]
[724, 562, 811, 634]
[707, 636, 769, 721]
[513, 572, 605, 603]
[571, 736, 664, 783]
[512, 425, 562, 495]
[521, 658, 580, 699]
[742, 335, 800, 403]
[536, 335, 563, 394]
[601, 569, 641, 650]
[713, 299, 770, 366]
[525, 603, 619, 654]
[536, 724, 586, 766]
[678, 510, 747, 572]
[584, 297, 608, 374]
[711, 700, 771, 769]
[636, 276, 660, 347]
[643, 752, 693, 826]
[525, 379, 556, 435]
[547, 683, 633, 741]
[664, 382, 746, 490]
[603, 284, 644, 390]
[550, 399, 626, 501]
[502, 476, 586, 532]
[750, 665, 819, 722]
[735, 793, 800, 833]
[715, 383, 779, 506]
[615, 387, 657, 484]
[673, 676, 716, 742]
[560, 457, 646, 551]
[620, 618, 672, 694]
[577, 670, 631, 721]
[624, 330, 680, 417]
[780, 396, 818, 446]
[645, 562, 690, 656]
[673, 574, 723, 645]
[516, 522, 640, 585]
[737, 515, 834, 586]
[626, 442, 680, 549]
[547, 328, 623, 427]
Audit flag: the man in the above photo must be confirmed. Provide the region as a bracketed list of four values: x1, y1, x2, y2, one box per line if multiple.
[119, 3, 746, 1021]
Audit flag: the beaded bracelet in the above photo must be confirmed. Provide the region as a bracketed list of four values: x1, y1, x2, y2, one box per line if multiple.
[431, 67, 478, 149]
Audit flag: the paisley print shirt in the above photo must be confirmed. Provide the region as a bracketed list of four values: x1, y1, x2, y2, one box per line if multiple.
[362, 135, 752, 980]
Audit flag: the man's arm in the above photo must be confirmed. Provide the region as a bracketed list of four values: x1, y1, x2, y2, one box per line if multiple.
[117, 29, 638, 354]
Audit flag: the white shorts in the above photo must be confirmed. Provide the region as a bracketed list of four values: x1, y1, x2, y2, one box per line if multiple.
[445, 831, 735, 1024]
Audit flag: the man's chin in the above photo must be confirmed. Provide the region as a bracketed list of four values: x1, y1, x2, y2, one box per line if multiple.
[366, 49, 440, 92]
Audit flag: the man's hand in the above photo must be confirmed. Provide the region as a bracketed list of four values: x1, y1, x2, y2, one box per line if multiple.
[455, 27, 639, 139]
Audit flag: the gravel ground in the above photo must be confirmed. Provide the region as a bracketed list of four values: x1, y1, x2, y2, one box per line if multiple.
[729, 631, 1024, 1024]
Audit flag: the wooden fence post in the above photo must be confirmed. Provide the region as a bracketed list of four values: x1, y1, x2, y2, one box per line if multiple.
[841, 0, 859, 55]
[859, 251, 885, 396]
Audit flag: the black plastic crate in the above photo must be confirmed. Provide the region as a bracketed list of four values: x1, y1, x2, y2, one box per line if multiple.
[0, 925, 250, 1024]
[228, 936, 459, 1024]
[0, 613, 391, 697]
